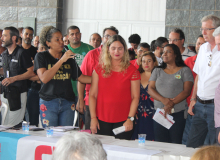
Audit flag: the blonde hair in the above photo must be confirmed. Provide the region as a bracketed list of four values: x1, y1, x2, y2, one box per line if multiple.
[191, 145, 220, 160]
[99, 35, 130, 77]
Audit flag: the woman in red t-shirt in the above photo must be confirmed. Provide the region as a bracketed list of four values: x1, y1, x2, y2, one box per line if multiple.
[89, 35, 140, 140]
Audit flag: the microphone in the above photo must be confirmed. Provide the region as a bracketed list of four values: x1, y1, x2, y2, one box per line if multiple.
[63, 45, 75, 59]
[63, 45, 69, 51]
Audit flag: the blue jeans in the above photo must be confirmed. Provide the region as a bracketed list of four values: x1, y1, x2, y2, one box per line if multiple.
[182, 113, 210, 145]
[186, 101, 216, 148]
[39, 98, 75, 128]
[26, 88, 39, 126]
[154, 110, 186, 144]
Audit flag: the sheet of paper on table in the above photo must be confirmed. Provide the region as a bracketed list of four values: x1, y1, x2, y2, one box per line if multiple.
[153, 108, 175, 129]
[0, 125, 13, 131]
[53, 126, 79, 132]
[103, 144, 162, 160]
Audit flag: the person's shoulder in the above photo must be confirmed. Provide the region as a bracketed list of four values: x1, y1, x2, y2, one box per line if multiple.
[128, 63, 137, 70]
[188, 49, 196, 56]
[1, 49, 7, 56]
[185, 55, 196, 63]
[199, 42, 209, 51]
[181, 66, 191, 72]
[35, 51, 48, 58]
[153, 67, 162, 72]
[87, 47, 99, 55]
[81, 42, 94, 49]
[130, 59, 136, 65]
[30, 45, 38, 51]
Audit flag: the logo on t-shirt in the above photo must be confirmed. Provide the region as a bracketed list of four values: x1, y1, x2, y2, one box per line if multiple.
[175, 74, 181, 79]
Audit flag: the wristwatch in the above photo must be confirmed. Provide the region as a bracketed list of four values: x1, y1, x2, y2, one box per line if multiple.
[128, 116, 134, 121]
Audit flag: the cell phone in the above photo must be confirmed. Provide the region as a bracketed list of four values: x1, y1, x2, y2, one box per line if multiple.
[31, 128, 45, 131]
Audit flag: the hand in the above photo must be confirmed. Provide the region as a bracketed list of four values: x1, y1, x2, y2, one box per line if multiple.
[188, 100, 196, 116]
[163, 105, 173, 118]
[60, 50, 76, 63]
[76, 98, 86, 114]
[162, 98, 174, 118]
[162, 98, 175, 108]
[2, 77, 16, 86]
[90, 118, 99, 134]
[123, 119, 133, 132]
[218, 132, 220, 144]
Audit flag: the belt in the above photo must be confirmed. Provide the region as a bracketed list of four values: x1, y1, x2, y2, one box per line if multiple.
[197, 96, 214, 104]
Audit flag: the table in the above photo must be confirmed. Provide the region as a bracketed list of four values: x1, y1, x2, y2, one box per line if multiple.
[0, 129, 198, 160]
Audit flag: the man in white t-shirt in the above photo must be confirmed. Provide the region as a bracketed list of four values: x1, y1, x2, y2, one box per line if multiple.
[169, 28, 196, 60]
[187, 15, 220, 148]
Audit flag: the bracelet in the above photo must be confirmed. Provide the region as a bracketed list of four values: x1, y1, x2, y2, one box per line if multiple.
[190, 98, 196, 101]
[91, 117, 97, 119]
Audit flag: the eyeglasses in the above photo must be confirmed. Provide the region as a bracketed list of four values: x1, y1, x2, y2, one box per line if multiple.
[168, 39, 182, 43]
[104, 35, 112, 39]
[208, 54, 212, 67]
[200, 28, 216, 32]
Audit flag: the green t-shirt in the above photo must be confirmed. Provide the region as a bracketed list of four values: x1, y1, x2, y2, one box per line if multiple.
[67, 42, 94, 96]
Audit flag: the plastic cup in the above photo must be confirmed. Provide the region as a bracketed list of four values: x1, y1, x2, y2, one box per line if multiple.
[46, 127, 53, 137]
[22, 121, 30, 132]
[138, 134, 146, 146]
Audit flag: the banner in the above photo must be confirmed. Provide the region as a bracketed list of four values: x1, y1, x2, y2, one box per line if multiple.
[0, 132, 29, 160]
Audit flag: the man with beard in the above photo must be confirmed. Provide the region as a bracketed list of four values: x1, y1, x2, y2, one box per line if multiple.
[21, 27, 38, 61]
[0, 26, 35, 126]
[21, 27, 40, 126]
[66, 26, 94, 116]
[77, 26, 118, 129]
[154, 37, 168, 66]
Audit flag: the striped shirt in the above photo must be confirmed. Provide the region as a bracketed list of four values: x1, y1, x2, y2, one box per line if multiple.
[181, 48, 196, 60]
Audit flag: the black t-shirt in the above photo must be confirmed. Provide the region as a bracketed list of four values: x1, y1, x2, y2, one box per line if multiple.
[2, 46, 33, 93]
[21, 45, 38, 89]
[34, 51, 82, 101]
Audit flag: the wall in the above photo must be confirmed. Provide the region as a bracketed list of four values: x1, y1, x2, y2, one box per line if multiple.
[62, 0, 166, 46]
[0, 0, 63, 36]
[165, 0, 220, 46]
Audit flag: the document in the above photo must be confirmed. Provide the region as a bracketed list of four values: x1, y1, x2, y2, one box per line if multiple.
[153, 108, 175, 129]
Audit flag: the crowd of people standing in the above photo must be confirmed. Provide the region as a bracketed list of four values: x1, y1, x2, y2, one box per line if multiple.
[1, 14, 220, 149]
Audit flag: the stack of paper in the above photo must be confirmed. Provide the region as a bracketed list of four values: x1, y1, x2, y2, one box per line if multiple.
[153, 108, 175, 129]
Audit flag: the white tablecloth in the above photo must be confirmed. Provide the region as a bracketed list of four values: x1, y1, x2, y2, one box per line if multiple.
[6, 130, 197, 160]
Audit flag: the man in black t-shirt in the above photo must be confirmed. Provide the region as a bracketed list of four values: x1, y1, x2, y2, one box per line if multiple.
[0, 26, 35, 126]
[21, 27, 40, 126]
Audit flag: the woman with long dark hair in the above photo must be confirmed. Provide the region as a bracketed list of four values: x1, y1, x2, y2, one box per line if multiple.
[148, 44, 194, 144]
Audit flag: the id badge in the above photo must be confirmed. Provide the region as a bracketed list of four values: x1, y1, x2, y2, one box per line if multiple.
[6, 70, 9, 78]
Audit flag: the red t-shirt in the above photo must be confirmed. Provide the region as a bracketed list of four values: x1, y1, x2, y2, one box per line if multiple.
[130, 59, 139, 69]
[95, 64, 140, 123]
[80, 46, 102, 105]
[184, 55, 197, 106]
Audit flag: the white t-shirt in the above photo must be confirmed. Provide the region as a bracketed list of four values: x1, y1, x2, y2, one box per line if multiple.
[182, 48, 196, 60]
[156, 56, 163, 66]
[193, 42, 220, 100]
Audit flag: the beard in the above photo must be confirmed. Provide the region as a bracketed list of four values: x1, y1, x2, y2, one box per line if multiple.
[24, 38, 32, 44]
[2, 38, 13, 48]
